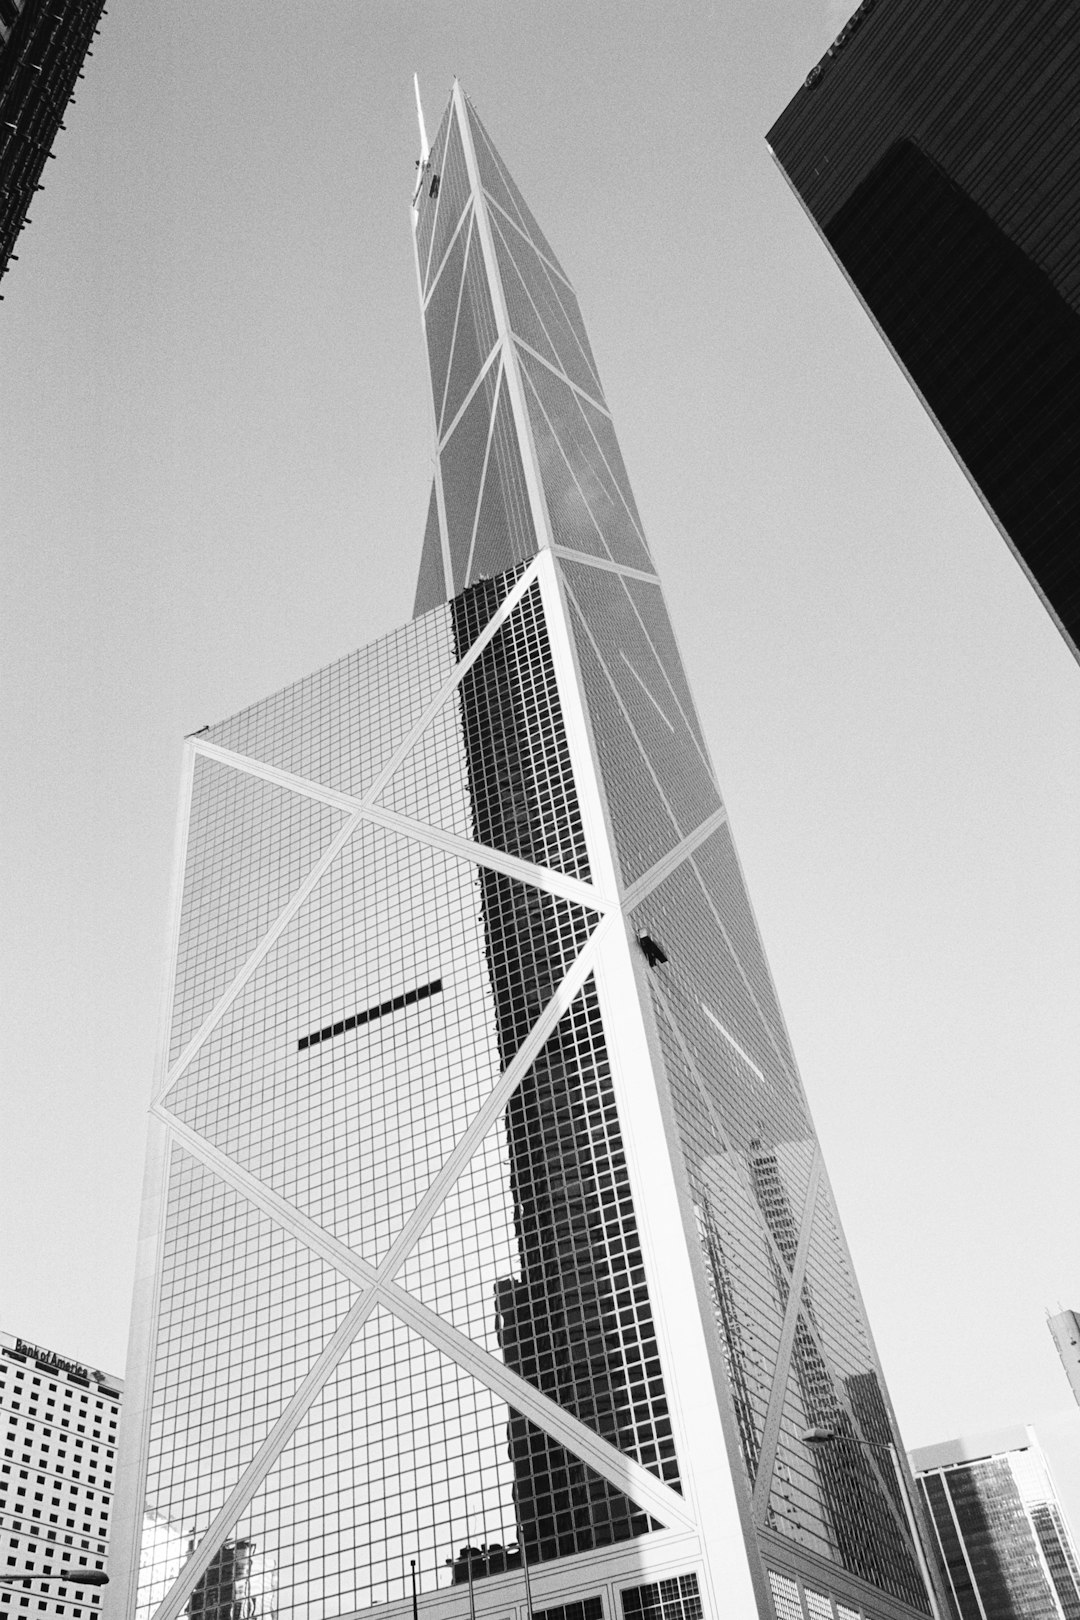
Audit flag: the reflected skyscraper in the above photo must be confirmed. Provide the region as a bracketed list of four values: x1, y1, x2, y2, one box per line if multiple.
[111, 84, 937, 1620]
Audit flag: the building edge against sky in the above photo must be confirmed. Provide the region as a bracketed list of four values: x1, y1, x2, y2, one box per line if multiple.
[109, 83, 941, 1620]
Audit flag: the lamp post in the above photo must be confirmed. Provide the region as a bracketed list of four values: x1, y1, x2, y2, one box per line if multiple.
[0, 1570, 109, 1588]
[801, 1426, 943, 1620]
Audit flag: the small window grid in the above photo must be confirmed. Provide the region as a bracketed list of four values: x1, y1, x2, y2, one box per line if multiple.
[534, 1596, 604, 1620]
[204, 599, 457, 803]
[620, 1573, 703, 1620]
[168, 759, 345, 1061]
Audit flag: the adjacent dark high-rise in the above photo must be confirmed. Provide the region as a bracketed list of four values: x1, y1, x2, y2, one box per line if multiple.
[767, 0, 1080, 665]
[111, 83, 940, 1620]
[0, 0, 106, 286]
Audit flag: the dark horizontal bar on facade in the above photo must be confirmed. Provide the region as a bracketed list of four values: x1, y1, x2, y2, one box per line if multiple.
[298, 978, 443, 1051]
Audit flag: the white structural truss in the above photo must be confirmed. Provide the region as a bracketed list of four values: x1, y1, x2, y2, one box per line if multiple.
[110, 80, 940, 1620]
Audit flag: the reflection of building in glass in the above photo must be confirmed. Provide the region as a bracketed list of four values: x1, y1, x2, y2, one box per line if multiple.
[187, 1539, 276, 1620]
[767, 0, 1080, 666]
[0, 1327, 122, 1620]
[912, 1428, 1080, 1620]
[111, 82, 934, 1620]
[138, 1513, 186, 1616]
[0, 0, 107, 284]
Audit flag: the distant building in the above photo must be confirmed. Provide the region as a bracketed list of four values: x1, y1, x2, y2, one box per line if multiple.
[0, 0, 106, 285]
[911, 1427, 1080, 1620]
[1050, 1315, 1080, 1408]
[767, 0, 1080, 665]
[0, 1327, 122, 1620]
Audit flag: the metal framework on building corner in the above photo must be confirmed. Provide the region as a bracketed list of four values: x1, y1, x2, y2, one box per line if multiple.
[410, 80, 940, 1620]
[110, 78, 942, 1620]
[0, 0, 107, 285]
[110, 551, 735, 1620]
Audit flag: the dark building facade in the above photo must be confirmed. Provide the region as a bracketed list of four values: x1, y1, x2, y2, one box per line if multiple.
[0, 0, 105, 287]
[767, 0, 1080, 665]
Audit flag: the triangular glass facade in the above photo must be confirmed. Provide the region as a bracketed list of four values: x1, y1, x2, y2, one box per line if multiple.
[115, 83, 936, 1620]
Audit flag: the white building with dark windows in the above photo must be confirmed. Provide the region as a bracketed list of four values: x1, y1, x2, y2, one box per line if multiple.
[110, 82, 939, 1620]
[0, 1329, 122, 1620]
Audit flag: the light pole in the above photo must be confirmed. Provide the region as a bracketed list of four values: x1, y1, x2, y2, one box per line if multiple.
[801, 1426, 943, 1620]
[0, 1570, 109, 1588]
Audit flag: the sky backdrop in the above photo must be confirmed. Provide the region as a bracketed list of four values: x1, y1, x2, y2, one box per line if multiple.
[1, 0, 1078, 1460]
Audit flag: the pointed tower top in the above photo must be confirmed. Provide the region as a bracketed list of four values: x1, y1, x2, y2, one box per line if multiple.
[413, 73, 429, 162]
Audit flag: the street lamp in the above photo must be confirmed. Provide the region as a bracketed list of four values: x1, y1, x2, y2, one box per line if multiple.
[0, 1569, 109, 1588]
[801, 1426, 942, 1620]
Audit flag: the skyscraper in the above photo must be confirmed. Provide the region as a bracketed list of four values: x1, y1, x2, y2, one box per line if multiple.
[0, 1327, 122, 1619]
[0, 0, 106, 286]
[912, 1427, 1080, 1620]
[111, 83, 937, 1620]
[1049, 1315, 1080, 1408]
[766, 0, 1080, 666]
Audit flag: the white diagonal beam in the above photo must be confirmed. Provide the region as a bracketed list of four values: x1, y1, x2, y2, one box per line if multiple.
[156, 809, 363, 1102]
[379, 1278, 693, 1532]
[150, 913, 689, 1610]
[363, 548, 539, 801]
[750, 1150, 822, 1522]
[622, 807, 728, 911]
[157, 923, 611, 1297]
[146, 1289, 378, 1620]
[549, 545, 658, 585]
[191, 740, 606, 914]
[152, 1106, 692, 1545]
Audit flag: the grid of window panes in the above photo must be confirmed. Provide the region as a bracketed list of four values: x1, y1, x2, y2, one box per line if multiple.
[918, 1457, 1070, 1620]
[767, 0, 1080, 657]
[767, 1572, 872, 1620]
[398, 980, 678, 1495]
[620, 1573, 703, 1620]
[147, 561, 679, 1615]
[445, 570, 679, 1497]
[1030, 1502, 1080, 1620]
[0, 1341, 118, 1620]
[452, 574, 590, 876]
[410, 83, 931, 1618]
[204, 603, 457, 800]
[165, 819, 509, 1267]
[633, 851, 926, 1609]
[534, 1597, 604, 1620]
[560, 562, 719, 883]
[168, 760, 345, 1062]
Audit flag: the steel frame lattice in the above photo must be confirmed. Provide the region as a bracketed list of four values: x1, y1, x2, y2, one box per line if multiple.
[112, 80, 940, 1620]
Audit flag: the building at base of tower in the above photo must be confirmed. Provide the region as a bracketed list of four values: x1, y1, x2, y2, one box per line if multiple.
[912, 1427, 1080, 1620]
[110, 83, 942, 1620]
[0, 1327, 122, 1620]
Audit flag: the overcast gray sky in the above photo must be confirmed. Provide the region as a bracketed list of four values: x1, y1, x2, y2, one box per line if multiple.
[1, 0, 1078, 1459]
